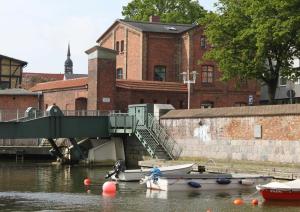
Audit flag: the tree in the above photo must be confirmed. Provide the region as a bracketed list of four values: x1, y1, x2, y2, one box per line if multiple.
[122, 0, 206, 24]
[203, 0, 300, 103]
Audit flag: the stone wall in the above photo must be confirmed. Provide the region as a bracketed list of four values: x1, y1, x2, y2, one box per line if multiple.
[161, 105, 300, 163]
[124, 135, 150, 168]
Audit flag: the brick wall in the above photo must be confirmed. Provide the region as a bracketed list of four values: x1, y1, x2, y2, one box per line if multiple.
[161, 105, 300, 163]
[42, 89, 87, 110]
[147, 33, 179, 81]
[0, 95, 39, 110]
[116, 88, 187, 112]
[127, 29, 141, 80]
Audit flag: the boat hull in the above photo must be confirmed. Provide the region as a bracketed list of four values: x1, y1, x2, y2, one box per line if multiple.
[146, 174, 272, 191]
[259, 189, 300, 201]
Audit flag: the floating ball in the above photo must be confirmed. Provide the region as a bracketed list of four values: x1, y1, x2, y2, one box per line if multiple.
[251, 199, 259, 205]
[233, 198, 244, 205]
[102, 191, 116, 198]
[206, 208, 213, 212]
[84, 178, 91, 186]
[102, 181, 116, 193]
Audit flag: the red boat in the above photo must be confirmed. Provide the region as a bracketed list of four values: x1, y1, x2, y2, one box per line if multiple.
[256, 179, 300, 201]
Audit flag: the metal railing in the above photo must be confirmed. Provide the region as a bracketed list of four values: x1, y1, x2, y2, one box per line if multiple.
[0, 109, 119, 122]
[108, 113, 135, 133]
[147, 113, 182, 159]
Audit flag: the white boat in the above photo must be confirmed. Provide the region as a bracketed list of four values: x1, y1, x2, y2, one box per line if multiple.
[106, 161, 194, 182]
[142, 173, 273, 191]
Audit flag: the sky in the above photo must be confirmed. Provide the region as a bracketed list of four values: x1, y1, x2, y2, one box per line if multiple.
[0, 0, 217, 74]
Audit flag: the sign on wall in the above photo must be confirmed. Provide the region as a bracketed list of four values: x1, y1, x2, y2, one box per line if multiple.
[102, 97, 110, 103]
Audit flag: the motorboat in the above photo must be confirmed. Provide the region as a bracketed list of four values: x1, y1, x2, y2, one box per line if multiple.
[256, 179, 300, 201]
[105, 160, 194, 182]
[141, 172, 273, 191]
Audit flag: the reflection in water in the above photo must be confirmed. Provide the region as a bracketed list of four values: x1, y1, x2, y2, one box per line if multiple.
[0, 162, 299, 212]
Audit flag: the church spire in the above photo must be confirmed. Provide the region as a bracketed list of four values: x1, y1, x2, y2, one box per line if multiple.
[64, 43, 73, 75]
[67, 43, 71, 57]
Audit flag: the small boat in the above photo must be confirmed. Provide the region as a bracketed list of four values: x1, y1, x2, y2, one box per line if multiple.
[106, 160, 194, 182]
[142, 172, 273, 191]
[256, 179, 300, 201]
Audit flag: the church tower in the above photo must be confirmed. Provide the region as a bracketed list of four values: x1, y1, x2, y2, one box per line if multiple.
[64, 43, 73, 75]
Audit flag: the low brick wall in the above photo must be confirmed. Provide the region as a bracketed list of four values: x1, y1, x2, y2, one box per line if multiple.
[161, 104, 300, 164]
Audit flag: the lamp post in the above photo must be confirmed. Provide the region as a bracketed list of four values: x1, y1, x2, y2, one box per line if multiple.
[181, 71, 197, 109]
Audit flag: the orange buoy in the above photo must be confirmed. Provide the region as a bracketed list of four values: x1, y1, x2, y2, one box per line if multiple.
[251, 199, 259, 205]
[233, 198, 244, 205]
[206, 208, 212, 212]
[102, 191, 116, 198]
[102, 181, 116, 193]
[84, 178, 91, 186]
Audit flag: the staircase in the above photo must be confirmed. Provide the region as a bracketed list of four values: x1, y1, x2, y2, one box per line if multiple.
[134, 113, 182, 160]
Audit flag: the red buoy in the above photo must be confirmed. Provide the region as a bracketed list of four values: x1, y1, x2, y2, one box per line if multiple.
[102, 191, 116, 198]
[233, 198, 244, 205]
[251, 199, 259, 205]
[84, 178, 91, 186]
[102, 181, 116, 193]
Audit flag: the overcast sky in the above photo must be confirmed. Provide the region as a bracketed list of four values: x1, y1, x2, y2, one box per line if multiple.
[0, 0, 217, 74]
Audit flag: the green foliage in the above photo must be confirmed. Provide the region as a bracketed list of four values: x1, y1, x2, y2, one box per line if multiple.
[122, 0, 206, 24]
[203, 0, 300, 103]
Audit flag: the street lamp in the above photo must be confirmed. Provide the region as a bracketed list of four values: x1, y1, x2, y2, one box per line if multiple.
[181, 70, 197, 109]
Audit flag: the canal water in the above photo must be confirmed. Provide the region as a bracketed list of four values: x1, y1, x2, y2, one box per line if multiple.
[0, 162, 299, 212]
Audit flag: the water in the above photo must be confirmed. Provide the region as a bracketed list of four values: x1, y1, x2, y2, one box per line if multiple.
[0, 162, 299, 212]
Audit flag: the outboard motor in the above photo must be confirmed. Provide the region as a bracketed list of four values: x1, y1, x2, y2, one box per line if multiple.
[105, 160, 126, 179]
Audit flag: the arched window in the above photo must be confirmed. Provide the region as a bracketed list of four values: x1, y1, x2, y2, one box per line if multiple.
[154, 65, 166, 81]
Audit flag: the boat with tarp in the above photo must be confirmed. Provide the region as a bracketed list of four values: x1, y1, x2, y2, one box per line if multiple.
[257, 179, 300, 201]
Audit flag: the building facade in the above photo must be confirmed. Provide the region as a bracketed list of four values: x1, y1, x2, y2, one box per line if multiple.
[31, 17, 259, 111]
[97, 17, 259, 108]
[0, 54, 27, 89]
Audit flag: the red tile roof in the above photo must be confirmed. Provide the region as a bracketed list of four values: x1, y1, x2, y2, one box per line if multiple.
[30, 77, 88, 92]
[116, 79, 187, 92]
[23, 72, 64, 80]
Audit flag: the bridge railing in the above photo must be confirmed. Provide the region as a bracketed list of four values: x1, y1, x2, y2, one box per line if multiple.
[147, 113, 182, 159]
[0, 109, 120, 122]
[108, 113, 135, 134]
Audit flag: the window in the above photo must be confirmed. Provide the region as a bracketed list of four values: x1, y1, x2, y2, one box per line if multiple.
[166, 99, 171, 104]
[154, 65, 166, 81]
[200, 36, 206, 49]
[0, 81, 9, 89]
[201, 101, 214, 108]
[201, 65, 214, 83]
[179, 100, 184, 109]
[120, 40, 124, 52]
[115, 41, 119, 52]
[234, 102, 247, 107]
[153, 99, 157, 103]
[116, 68, 123, 79]
[279, 76, 287, 86]
[140, 99, 144, 104]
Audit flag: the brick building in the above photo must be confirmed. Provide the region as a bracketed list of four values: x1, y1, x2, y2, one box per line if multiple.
[31, 17, 259, 111]
[0, 55, 40, 113]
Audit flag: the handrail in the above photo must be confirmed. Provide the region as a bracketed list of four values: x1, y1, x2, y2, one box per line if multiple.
[147, 113, 182, 159]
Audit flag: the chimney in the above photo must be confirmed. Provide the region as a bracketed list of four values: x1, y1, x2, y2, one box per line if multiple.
[149, 15, 160, 23]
